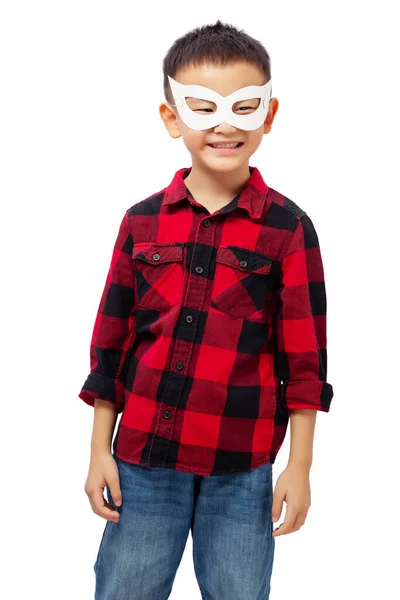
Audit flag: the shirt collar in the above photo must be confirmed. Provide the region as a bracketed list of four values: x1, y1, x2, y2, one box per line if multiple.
[162, 165, 269, 219]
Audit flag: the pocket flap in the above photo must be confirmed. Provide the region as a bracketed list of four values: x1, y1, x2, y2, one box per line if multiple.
[216, 245, 272, 275]
[132, 242, 184, 265]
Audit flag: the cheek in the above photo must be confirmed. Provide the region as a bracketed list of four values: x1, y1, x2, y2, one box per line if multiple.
[246, 130, 264, 148]
[181, 130, 207, 151]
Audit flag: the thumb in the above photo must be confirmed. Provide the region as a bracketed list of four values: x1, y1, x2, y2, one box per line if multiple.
[272, 493, 284, 522]
[108, 480, 123, 507]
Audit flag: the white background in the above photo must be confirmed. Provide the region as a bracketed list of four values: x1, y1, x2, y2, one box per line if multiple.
[2, 1, 399, 598]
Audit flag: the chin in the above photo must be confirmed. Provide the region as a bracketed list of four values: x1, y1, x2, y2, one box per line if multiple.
[194, 151, 243, 168]
[205, 158, 248, 172]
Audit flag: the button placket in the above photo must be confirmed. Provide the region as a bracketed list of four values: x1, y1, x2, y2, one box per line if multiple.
[152, 214, 216, 464]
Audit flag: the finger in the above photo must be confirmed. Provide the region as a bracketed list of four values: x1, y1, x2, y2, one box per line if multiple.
[291, 511, 307, 531]
[271, 494, 284, 522]
[88, 486, 120, 521]
[273, 507, 299, 536]
[107, 480, 123, 508]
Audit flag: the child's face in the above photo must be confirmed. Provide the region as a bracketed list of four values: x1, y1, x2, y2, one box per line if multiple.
[159, 60, 279, 172]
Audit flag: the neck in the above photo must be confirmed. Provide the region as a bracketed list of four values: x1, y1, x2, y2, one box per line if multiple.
[184, 160, 252, 207]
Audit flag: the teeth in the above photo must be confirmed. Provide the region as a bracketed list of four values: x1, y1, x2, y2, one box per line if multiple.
[211, 143, 240, 149]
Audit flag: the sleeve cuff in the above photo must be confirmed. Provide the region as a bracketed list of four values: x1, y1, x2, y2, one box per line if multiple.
[78, 373, 125, 412]
[280, 380, 333, 412]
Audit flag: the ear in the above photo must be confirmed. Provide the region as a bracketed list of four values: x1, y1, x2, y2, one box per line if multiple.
[263, 98, 279, 134]
[159, 103, 181, 139]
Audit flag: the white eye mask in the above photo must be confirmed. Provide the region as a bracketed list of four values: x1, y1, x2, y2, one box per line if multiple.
[167, 74, 272, 131]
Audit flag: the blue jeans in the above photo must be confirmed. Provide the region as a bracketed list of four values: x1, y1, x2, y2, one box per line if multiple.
[94, 453, 275, 599]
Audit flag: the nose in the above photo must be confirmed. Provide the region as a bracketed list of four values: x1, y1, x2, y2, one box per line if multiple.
[212, 121, 238, 134]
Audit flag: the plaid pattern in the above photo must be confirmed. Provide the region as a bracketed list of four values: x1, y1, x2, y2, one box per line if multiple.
[79, 166, 334, 476]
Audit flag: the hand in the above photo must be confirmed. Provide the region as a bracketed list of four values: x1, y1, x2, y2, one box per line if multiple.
[271, 463, 311, 536]
[84, 449, 122, 522]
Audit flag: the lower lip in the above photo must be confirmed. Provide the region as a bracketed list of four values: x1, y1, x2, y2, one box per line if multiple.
[207, 143, 244, 154]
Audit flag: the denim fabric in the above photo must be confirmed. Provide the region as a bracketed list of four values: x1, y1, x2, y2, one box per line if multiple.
[93, 453, 275, 599]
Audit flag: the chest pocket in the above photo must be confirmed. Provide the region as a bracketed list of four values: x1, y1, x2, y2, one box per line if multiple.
[132, 242, 185, 311]
[211, 245, 273, 321]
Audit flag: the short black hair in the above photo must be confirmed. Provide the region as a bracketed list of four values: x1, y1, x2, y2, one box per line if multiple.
[162, 20, 272, 104]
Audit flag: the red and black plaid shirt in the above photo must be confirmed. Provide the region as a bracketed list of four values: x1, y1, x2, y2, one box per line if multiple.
[78, 165, 334, 476]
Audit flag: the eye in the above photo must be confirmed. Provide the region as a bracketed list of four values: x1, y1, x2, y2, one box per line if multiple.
[186, 97, 217, 114]
[194, 108, 214, 113]
[233, 98, 260, 112]
[194, 106, 255, 114]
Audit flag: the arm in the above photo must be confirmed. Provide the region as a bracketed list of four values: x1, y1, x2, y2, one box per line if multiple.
[78, 209, 136, 413]
[288, 409, 316, 469]
[272, 213, 333, 535]
[272, 410, 317, 536]
[276, 211, 333, 419]
[91, 398, 119, 453]
[85, 398, 122, 521]
[277, 212, 333, 466]
[81, 212, 135, 521]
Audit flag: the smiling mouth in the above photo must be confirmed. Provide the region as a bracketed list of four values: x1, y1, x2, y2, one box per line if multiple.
[207, 142, 245, 149]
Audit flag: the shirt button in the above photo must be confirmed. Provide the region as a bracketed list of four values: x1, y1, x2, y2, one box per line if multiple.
[176, 361, 184, 370]
[153, 253, 161, 261]
[195, 266, 204, 274]
[163, 410, 171, 419]
[239, 260, 248, 268]
[186, 315, 193, 323]
[204, 219, 211, 227]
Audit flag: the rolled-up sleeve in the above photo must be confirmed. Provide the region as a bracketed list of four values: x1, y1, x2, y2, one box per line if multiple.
[78, 209, 136, 412]
[276, 212, 334, 412]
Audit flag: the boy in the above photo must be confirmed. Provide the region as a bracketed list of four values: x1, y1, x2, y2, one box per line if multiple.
[79, 20, 334, 600]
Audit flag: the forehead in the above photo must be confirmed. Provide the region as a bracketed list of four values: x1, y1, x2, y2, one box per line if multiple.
[174, 60, 267, 97]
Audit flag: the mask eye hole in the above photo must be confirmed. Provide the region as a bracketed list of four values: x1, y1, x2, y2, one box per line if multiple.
[184, 96, 261, 114]
[185, 97, 217, 114]
[232, 98, 260, 112]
